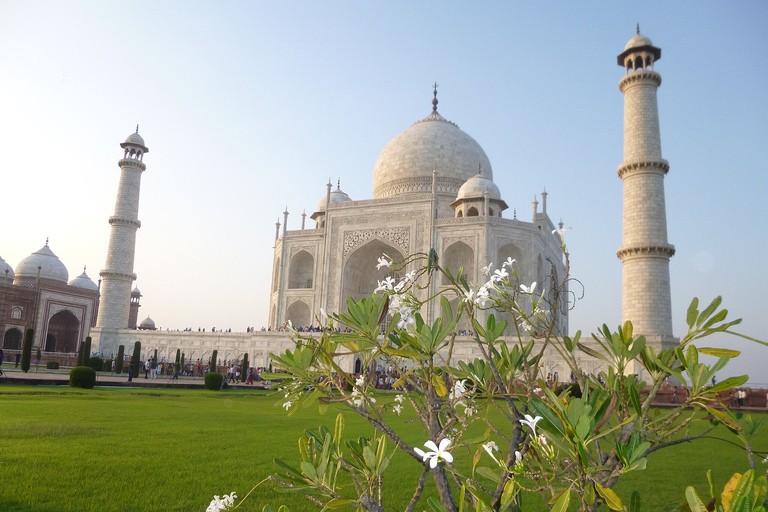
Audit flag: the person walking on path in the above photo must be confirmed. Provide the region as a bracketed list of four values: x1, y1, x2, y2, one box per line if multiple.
[228, 364, 236, 383]
[150, 358, 158, 379]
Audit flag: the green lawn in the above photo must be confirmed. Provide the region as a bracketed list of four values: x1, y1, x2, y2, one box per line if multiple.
[0, 384, 765, 511]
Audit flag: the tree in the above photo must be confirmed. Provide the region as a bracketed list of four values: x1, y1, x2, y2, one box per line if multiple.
[115, 345, 125, 374]
[20, 329, 33, 373]
[84, 337, 92, 361]
[35, 347, 41, 372]
[130, 341, 141, 378]
[210, 350, 218, 373]
[77, 341, 86, 367]
[241, 353, 249, 382]
[256, 248, 758, 512]
[175, 349, 181, 373]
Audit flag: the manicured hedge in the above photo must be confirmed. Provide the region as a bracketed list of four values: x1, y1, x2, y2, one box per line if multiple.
[69, 366, 97, 389]
[46, 361, 60, 370]
[204, 372, 224, 390]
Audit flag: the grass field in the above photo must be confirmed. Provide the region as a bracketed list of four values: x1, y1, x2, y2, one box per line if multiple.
[1, 384, 766, 512]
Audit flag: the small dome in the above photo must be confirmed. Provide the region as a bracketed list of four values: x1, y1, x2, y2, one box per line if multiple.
[456, 172, 501, 201]
[68, 267, 98, 291]
[0, 255, 14, 280]
[624, 33, 654, 51]
[131, 286, 141, 295]
[138, 316, 156, 330]
[125, 132, 145, 146]
[316, 185, 353, 211]
[15, 243, 69, 283]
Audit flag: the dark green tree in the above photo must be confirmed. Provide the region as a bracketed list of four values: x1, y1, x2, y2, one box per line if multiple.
[84, 337, 92, 361]
[20, 329, 33, 373]
[35, 347, 41, 371]
[210, 350, 218, 373]
[175, 349, 181, 373]
[181, 352, 185, 372]
[153, 349, 157, 362]
[77, 341, 86, 366]
[130, 341, 141, 378]
[241, 353, 249, 382]
[115, 345, 125, 373]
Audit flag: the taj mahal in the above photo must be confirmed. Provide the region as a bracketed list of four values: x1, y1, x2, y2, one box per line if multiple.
[0, 31, 675, 376]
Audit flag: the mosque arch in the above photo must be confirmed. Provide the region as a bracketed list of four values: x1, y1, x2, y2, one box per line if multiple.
[467, 207, 479, 217]
[46, 310, 80, 352]
[497, 242, 525, 281]
[3, 328, 22, 350]
[285, 301, 311, 329]
[45, 333, 56, 352]
[11, 307, 22, 319]
[288, 251, 314, 289]
[457, 210, 463, 218]
[341, 239, 404, 308]
[270, 303, 277, 329]
[442, 241, 474, 285]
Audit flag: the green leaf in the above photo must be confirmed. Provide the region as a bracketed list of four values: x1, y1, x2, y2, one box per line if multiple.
[687, 298, 700, 330]
[699, 347, 741, 358]
[427, 497, 448, 512]
[300, 461, 317, 480]
[595, 483, 623, 511]
[629, 383, 643, 415]
[476, 466, 502, 484]
[685, 486, 709, 512]
[629, 490, 641, 512]
[709, 375, 749, 394]
[325, 499, 356, 509]
[701, 404, 743, 430]
[550, 489, 571, 512]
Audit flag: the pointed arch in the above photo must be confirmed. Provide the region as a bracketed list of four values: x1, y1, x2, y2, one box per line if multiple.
[285, 301, 311, 329]
[442, 241, 474, 285]
[3, 328, 22, 350]
[467, 206, 479, 217]
[46, 310, 80, 352]
[272, 257, 281, 293]
[341, 239, 405, 307]
[288, 250, 314, 289]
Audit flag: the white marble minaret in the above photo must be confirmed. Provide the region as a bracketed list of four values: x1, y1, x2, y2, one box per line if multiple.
[616, 29, 675, 341]
[95, 128, 148, 330]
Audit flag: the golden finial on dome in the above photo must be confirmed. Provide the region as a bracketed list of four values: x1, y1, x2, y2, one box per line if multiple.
[432, 82, 439, 112]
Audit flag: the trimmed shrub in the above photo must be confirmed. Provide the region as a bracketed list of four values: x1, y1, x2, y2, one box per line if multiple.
[46, 361, 60, 370]
[115, 345, 125, 374]
[21, 329, 33, 373]
[69, 366, 97, 389]
[210, 350, 218, 372]
[180, 353, 185, 370]
[204, 372, 224, 390]
[87, 356, 104, 371]
[130, 341, 141, 378]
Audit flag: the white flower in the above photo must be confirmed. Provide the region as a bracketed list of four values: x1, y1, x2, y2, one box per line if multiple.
[449, 379, 467, 401]
[491, 267, 509, 282]
[480, 263, 493, 275]
[463, 288, 475, 303]
[374, 276, 397, 293]
[520, 414, 543, 436]
[376, 256, 393, 270]
[502, 257, 516, 269]
[464, 406, 476, 417]
[763, 454, 768, 464]
[520, 318, 533, 333]
[520, 282, 537, 294]
[538, 434, 548, 447]
[393, 404, 403, 416]
[413, 439, 453, 468]
[355, 376, 365, 387]
[514, 450, 523, 465]
[394, 394, 405, 403]
[283, 401, 293, 410]
[474, 286, 493, 308]
[482, 441, 499, 455]
[403, 270, 417, 282]
[206, 492, 237, 512]
[397, 310, 416, 330]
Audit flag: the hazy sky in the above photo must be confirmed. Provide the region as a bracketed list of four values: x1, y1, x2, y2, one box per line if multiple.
[1, 2, 766, 382]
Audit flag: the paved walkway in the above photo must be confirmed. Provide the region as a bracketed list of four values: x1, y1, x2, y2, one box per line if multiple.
[0, 367, 269, 390]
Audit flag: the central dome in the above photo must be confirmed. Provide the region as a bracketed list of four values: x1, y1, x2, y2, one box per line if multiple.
[14, 243, 69, 284]
[373, 108, 492, 199]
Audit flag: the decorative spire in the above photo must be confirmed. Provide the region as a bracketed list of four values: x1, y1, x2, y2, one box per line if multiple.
[136, 124, 139, 134]
[513, 208, 517, 219]
[337, 178, 341, 190]
[477, 163, 482, 176]
[432, 82, 439, 112]
[83, 265, 87, 273]
[636, 23, 640, 35]
[45, 237, 49, 246]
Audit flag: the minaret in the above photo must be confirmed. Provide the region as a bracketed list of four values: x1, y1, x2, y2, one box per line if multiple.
[616, 29, 675, 340]
[96, 128, 148, 330]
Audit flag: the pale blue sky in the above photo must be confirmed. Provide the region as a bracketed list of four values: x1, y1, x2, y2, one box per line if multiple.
[1, 2, 766, 382]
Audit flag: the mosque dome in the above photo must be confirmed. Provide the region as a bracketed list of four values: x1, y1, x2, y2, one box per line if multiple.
[624, 33, 654, 51]
[138, 316, 156, 330]
[0, 256, 14, 280]
[14, 243, 69, 283]
[124, 132, 145, 146]
[316, 184, 353, 211]
[456, 171, 502, 201]
[372, 99, 492, 199]
[68, 268, 98, 291]
[132, 286, 141, 295]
